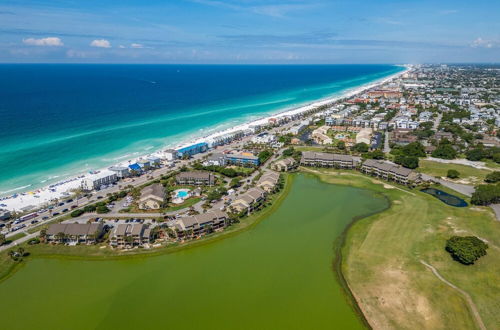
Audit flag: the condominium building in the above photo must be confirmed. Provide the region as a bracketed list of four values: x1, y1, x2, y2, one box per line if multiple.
[361, 159, 421, 185]
[46, 223, 104, 245]
[300, 152, 357, 169]
[176, 171, 215, 186]
[110, 224, 152, 248]
[176, 210, 228, 236]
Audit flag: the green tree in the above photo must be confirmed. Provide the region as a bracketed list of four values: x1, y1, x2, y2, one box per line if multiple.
[447, 169, 460, 179]
[485, 171, 500, 183]
[471, 183, 500, 205]
[337, 140, 346, 150]
[402, 142, 426, 157]
[445, 236, 488, 265]
[353, 142, 369, 153]
[0, 233, 5, 246]
[432, 140, 457, 159]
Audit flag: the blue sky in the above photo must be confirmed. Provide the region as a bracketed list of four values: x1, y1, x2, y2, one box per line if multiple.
[0, 0, 499, 63]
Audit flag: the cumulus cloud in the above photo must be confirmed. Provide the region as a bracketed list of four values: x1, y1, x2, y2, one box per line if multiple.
[90, 39, 111, 48]
[130, 43, 144, 48]
[22, 37, 63, 46]
[470, 37, 496, 48]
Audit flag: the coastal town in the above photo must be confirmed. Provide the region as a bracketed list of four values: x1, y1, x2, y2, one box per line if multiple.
[1, 64, 500, 253]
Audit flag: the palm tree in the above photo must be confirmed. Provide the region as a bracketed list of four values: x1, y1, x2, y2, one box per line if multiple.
[55, 231, 66, 244]
[39, 229, 47, 242]
[17, 247, 25, 257]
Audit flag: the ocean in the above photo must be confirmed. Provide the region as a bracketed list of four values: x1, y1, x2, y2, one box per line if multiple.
[0, 64, 402, 195]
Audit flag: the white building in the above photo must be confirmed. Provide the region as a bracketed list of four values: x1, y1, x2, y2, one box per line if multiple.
[81, 171, 118, 191]
[251, 132, 276, 144]
[108, 166, 130, 178]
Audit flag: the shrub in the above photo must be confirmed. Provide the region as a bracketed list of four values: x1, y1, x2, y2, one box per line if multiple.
[485, 171, 500, 183]
[83, 204, 96, 213]
[471, 183, 500, 205]
[445, 236, 488, 265]
[447, 169, 460, 179]
[70, 209, 85, 217]
[96, 205, 110, 214]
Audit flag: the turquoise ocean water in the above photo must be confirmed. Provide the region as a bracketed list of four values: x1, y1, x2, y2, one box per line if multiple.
[0, 64, 402, 195]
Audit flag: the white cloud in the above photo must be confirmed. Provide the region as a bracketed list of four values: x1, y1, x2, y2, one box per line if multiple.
[119, 45, 126, 49]
[130, 43, 144, 48]
[470, 37, 496, 48]
[90, 39, 111, 48]
[22, 37, 63, 46]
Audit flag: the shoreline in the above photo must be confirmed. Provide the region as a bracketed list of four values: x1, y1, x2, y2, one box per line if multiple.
[1, 65, 408, 211]
[0, 173, 294, 283]
[0, 171, 395, 330]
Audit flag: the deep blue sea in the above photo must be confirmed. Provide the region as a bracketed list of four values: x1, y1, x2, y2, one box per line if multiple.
[0, 64, 402, 195]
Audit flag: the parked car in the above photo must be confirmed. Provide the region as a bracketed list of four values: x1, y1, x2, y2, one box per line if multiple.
[42, 216, 49, 220]
[52, 212, 60, 216]
[31, 220, 39, 224]
[58, 202, 65, 206]
[62, 208, 69, 213]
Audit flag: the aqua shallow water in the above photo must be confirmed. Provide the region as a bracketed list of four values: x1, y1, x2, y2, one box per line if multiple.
[0, 64, 402, 194]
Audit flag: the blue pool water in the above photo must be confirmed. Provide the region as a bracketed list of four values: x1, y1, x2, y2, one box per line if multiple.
[0, 64, 402, 195]
[176, 190, 189, 198]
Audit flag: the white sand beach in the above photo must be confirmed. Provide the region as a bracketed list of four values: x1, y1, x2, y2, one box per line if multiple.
[0, 66, 409, 212]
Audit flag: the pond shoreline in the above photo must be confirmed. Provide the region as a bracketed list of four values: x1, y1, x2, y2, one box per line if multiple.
[0, 172, 396, 329]
[0, 174, 295, 283]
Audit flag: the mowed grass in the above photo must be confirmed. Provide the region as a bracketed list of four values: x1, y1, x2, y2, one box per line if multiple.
[417, 160, 492, 185]
[310, 170, 500, 330]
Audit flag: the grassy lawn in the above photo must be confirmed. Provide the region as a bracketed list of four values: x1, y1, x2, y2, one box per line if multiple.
[310, 169, 500, 329]
[163, 197, 201, 212]
[417, 159, 491, 185]
[5, 232, 26, 243]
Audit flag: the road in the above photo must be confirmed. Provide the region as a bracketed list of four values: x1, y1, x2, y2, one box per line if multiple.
[420, 173, 475, 197]
[383, 130, 390, 153]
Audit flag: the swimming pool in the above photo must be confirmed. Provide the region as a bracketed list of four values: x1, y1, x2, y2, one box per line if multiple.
[176, 190, 189, 198]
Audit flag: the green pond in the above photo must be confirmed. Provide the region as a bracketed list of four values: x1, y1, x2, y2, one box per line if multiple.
[0, 174, 388, 330]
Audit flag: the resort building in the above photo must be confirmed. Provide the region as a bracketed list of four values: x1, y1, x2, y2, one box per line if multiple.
[81, 171, 118, 191]
[108, 166, 130, 178]
[300, 152, 357, 169]
[175, 210, 228, 236]
[251, 132, 276, 144]
[203, 153, 227, 167]
[355, 128, 373, 145]
[312, 126, 332, 145]
[137, 159, 151, 170]
[208, 130, 244, 147]
[230, 187, 266, 213]
[46, 223, 104, 245]
[176, 142, 209, 158]
[162, 149, 178, 161]
[0, 209, 11, 221]
[176, 171, 215, 186]
[257, 172, 280, 192]
[128, 163, 142, 174]
[109, 224, 152, 248]
[226, 153, 260, 166]
[272, 158, 297, 172]
[361, 159, 421, 185]
[138, 183, 166, 210]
